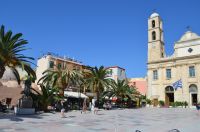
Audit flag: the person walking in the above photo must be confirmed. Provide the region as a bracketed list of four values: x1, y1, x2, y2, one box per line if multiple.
[94, 100, 99, 114]
[82, 98, 87, 114]
[89, 102, 92, 111]
[60, 100, 66, 118]
[196, 103, 200, 115]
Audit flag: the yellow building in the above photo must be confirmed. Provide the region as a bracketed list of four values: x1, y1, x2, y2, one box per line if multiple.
[147, 12, 200, 107]
[36, 53, 83, 91]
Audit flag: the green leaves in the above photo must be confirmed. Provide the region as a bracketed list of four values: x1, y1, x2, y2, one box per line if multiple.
[10, 67, 20, 84]
[103, 79, 139, 101]
[0, 25, 35, 81]
[38, 66, 80, 96]
[86, 66, 109, 100]
[30, 84, 62, 112]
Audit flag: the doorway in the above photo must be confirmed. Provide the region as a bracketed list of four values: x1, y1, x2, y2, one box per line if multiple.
[189, 84, 198, 106]
[153, 99, 158, 107]
[165, 86, 174, 106]
[166, 93, 174, 105]
[191, 94, 197, 105]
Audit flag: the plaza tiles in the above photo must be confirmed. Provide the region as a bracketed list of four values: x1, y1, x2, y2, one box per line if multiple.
[1, 108, 200, 132]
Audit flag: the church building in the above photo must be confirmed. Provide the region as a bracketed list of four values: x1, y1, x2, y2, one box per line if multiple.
[147, 12, 200, 107]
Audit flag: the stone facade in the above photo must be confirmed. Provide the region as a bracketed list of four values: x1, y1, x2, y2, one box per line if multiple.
[147, 13, 200, 107]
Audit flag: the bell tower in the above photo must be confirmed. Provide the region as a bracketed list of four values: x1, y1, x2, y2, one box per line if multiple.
[148, 12, 165, 62]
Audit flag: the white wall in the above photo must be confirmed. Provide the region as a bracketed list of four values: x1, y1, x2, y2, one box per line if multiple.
[36, 57, 50, 84]
[174, 39, 200, 58]
[106, 67, 126, 82]
[1, 67, 28, 80]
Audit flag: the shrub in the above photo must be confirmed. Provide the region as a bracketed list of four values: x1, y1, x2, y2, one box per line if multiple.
[159, 100, 165, 107]
[183, 101, 188, 107]
[170, 102, 175, 107]
[146, 99, 151, 105]
[170, 101, 188, 108]
[174, 101, 183, 107]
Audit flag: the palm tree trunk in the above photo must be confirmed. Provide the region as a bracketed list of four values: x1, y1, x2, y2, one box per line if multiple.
[60, 87, 64, 97]
[60, 80, 67, 97]
[0, 65, 5, 79]
[83, 86, 86, 94]
[96, 90, 99, 101]
[96, 90, 100, 109]
[42, 104, 49, 112]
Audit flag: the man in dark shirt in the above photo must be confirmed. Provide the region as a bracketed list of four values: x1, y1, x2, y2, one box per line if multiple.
[94, 100, 99, 114]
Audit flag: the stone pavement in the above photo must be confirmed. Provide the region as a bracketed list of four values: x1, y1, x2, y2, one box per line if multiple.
[0, 108, 200, 132]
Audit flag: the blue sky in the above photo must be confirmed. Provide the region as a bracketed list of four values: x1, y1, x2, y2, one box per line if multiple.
[1, 0, 200, 78]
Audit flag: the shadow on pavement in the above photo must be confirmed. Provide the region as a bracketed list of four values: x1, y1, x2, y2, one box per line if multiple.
[0, 112, 48, 122]
[68, 115, 76, 118]
[96, 113, 105, 115]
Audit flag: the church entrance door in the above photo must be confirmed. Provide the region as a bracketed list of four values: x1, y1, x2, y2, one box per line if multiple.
[189, 84, 198, 106]
[165, 86, 174, 106]
[165, 93, 174, 106]
[191, 94, 197, 105]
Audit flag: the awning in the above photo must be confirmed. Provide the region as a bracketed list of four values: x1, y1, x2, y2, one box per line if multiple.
[64, 91, 88, 99]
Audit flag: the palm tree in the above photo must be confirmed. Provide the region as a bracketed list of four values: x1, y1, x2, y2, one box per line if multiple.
[102, 79, 139, 107]
[38, 66, 79, 96]
[73, 67, 93, 93]
[87, 66, 109, 101]
[31, 84, 62, 112]
[0, 25, 35, 83]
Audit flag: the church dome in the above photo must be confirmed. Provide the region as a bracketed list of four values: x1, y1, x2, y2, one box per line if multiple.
[150, 12, 159, 18]
[178, 31, 200, 42]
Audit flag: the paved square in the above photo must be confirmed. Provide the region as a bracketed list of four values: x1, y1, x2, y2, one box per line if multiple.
[0, 108, 200, 132]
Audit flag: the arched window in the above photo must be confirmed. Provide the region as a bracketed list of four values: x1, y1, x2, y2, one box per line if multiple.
[152, 20, 155, 28]
[152, 31, 156, 40]
[189, 84, 198, 93]
[165, 86, 174, 93]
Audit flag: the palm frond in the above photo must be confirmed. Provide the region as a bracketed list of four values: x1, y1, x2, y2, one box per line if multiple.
[10, 67, 20, 84]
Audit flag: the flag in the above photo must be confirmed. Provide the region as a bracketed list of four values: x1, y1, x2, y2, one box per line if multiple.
[172, 79, 182, 90]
